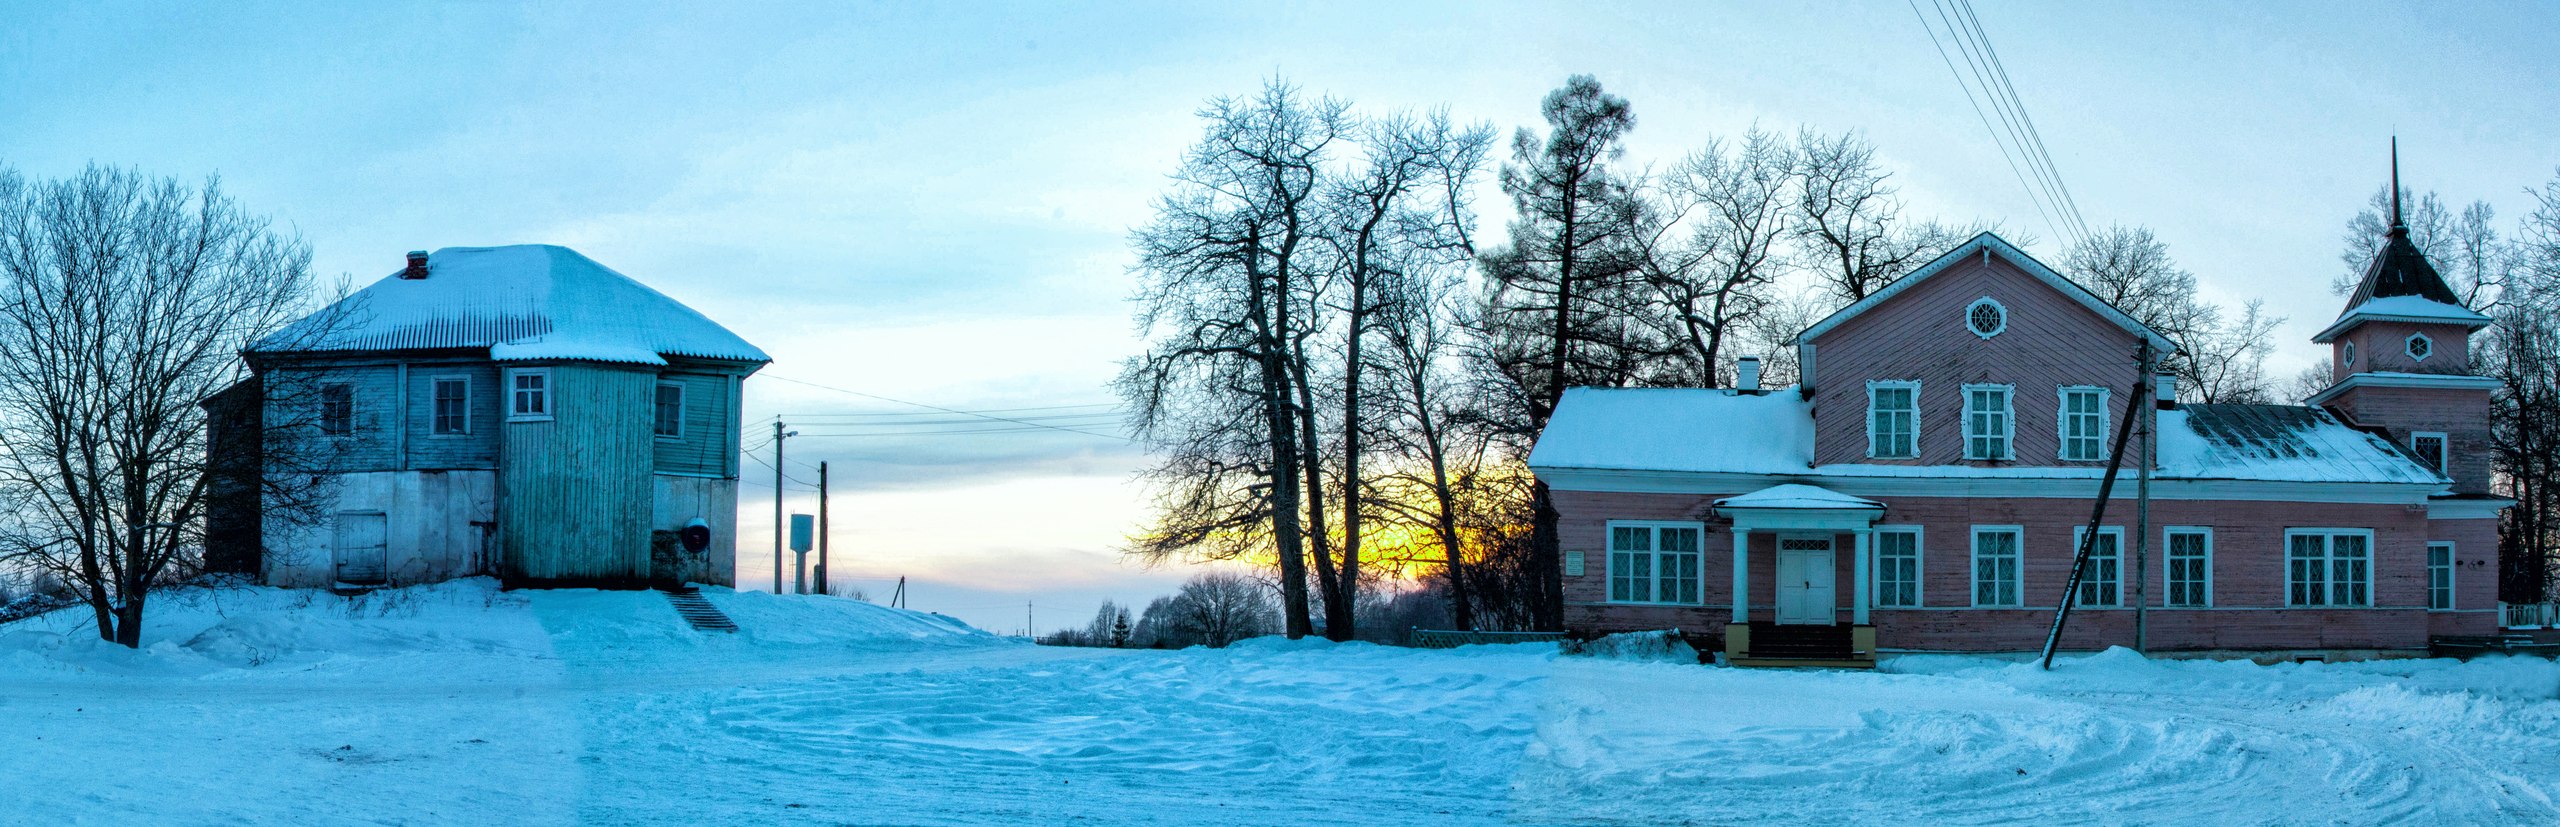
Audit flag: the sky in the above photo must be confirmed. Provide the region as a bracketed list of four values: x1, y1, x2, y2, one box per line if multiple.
[4, 1, 2555, 635]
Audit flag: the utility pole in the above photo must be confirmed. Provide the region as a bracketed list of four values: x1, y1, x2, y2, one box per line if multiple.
[2041, 341, 2151, 670]
[1026, 600, 1034, 639]
[815, 461, 830, 596]
[772, 420, 792, 595]
[2134, 353, 2159, 653]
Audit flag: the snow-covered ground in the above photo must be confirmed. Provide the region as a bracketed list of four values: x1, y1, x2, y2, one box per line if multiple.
[4, 582, 2556, 825]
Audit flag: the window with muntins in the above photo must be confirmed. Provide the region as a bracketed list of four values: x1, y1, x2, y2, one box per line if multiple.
[1874, 528, 1921, 608]
[432, 377, 469, 435]
[2165, 528, 2211, 608]
[2405, 332, 2433, 362]
[2428, 542, 2454, 611]
[320, 383, 353, 436]
[2073, 526, 2123, 607]
[1972, 527, 2021, 607]
[1963, 385, 2013, 460]
[1608, 523, 1702, 604]
[509, 370, 550, 420]
[1966, 297, 2006, 338]
[2411, 432, 2447, 477]
[2286, 529, 2372, 607]
[654, 383, 685, 439]
[2059, 387, 2107, 461]
[1868, 382, 1918, 458]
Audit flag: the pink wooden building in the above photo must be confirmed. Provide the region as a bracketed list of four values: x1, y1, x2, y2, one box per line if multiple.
[1528, 208, 2505, 665]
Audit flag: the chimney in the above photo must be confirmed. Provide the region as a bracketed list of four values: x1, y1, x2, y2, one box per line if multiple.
[401, 250, 430, 279]
[1737, 355, 1762, 393]
[2153, 372, 2177, 409]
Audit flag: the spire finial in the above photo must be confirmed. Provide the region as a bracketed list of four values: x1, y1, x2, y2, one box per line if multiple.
[2387, 137, 2406, 237]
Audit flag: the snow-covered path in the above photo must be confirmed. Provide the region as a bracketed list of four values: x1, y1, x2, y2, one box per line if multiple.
[4, 582, 2557, 825]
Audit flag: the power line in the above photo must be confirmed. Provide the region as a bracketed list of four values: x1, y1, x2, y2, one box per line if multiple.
[1953, 0, 2093, 243]
[760, 374, 1126, 440]
[1909, 0, 2068, 248]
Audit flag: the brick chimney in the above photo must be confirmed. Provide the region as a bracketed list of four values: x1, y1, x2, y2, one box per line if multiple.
[401, 250, 430, 279]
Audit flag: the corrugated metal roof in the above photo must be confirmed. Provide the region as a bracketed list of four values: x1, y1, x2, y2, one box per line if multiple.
[251, 245, 768, 366]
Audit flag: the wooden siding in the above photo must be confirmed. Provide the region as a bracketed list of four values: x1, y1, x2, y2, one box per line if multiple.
[1553, 487, 2475, 652]
[651, 371, 735, 476]
[2332, 319, 2474, 381]
[1807, 252, 2145, 468]
[268, 363, 400, 472]
[2327, 384, 2495, 495]
[500, 363, 656, 582]
[404, 363, 502, 469]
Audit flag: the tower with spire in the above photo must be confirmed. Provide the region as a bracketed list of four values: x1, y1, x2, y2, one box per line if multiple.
[2308, 140, 2498, 495]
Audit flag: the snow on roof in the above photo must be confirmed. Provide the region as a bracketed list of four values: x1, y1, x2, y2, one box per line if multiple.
[252, 245, 768, 366]
[1714, 484, 1881, 511]
[2311, 294, 2493, 342]
[1529, 389, 2441, 487]
[2157, 404, 2444, 485]
[1527, 387, 1814, 475]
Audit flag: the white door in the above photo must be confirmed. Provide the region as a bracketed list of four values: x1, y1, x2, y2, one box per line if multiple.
[335, 511, 388, 584]
[1776, 538, 1837, 625]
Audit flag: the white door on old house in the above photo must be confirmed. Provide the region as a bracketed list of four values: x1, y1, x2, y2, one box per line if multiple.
[1776, 537, 1836, 625]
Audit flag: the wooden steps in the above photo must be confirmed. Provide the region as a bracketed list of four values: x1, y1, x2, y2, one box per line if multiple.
[662, 586, 737, 633]
[1732, 622, 1873, 669]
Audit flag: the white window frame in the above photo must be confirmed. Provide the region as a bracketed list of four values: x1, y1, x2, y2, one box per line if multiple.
[507, 368, 553, 422]
[1962, 383, 2015, 460]
[2057, 386, 2109, 462]
[2284, 528, 2375, 608]
[2410, 431, 2448, 477]
[2405, 332, 2433, 362]
[2427, 541, 2455, 611]
[1965, 296, 2007, 339]
[2341, 340, 2357, 370]
[654, 381, 686, 440]
[1866, 380, 1920, 459]
[1970, 525, 2024, 608]
[1604, 520, 1706, 606]
[1872, 525, 1923, 609]
[430, 375, 471, 437]
[2070, 526, 2125, 608]
[2164, 527, 2213, 608]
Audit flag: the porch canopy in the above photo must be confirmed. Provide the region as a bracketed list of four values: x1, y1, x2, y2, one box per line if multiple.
[1713, 484, 1886, 625]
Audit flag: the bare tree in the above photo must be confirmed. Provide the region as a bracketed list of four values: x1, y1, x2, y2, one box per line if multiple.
[1306, 110, 1491, 640]
[1790, 129, 1977, 304]
[0, 165, 330, 646]
[2060, 225, 2281, 403]
[1168, 570, 1278, 648]
[1119, 80, 1346, 639]
[1629, 127, 1797, 387]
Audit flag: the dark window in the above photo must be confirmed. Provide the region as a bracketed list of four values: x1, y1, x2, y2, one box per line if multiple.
[654, 383, 684, 439]
[510, 371, 549, 419]
[320, 384, 353, 436]
[2412, 433, 2447, 476]
[433, 378, 469, 435]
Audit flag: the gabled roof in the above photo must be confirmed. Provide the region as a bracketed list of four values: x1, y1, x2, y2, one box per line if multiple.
[1790, 231, 2176, 353]
[1714, 484, 1881, 511]
[252, 245, 768, 367]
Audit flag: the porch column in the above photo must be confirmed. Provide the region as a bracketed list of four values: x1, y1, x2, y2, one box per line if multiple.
[1852, 527, 1873, 626]
[1731, 527, 1751, 624]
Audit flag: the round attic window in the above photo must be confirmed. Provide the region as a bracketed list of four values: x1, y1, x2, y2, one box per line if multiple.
[1966, 297, 2007, 339]
[2406, 332, 2433, 362]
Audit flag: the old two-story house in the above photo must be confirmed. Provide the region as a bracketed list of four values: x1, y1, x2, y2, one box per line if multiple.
[204, 245, 768, 589]
[1527, 194, 2504, 665]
